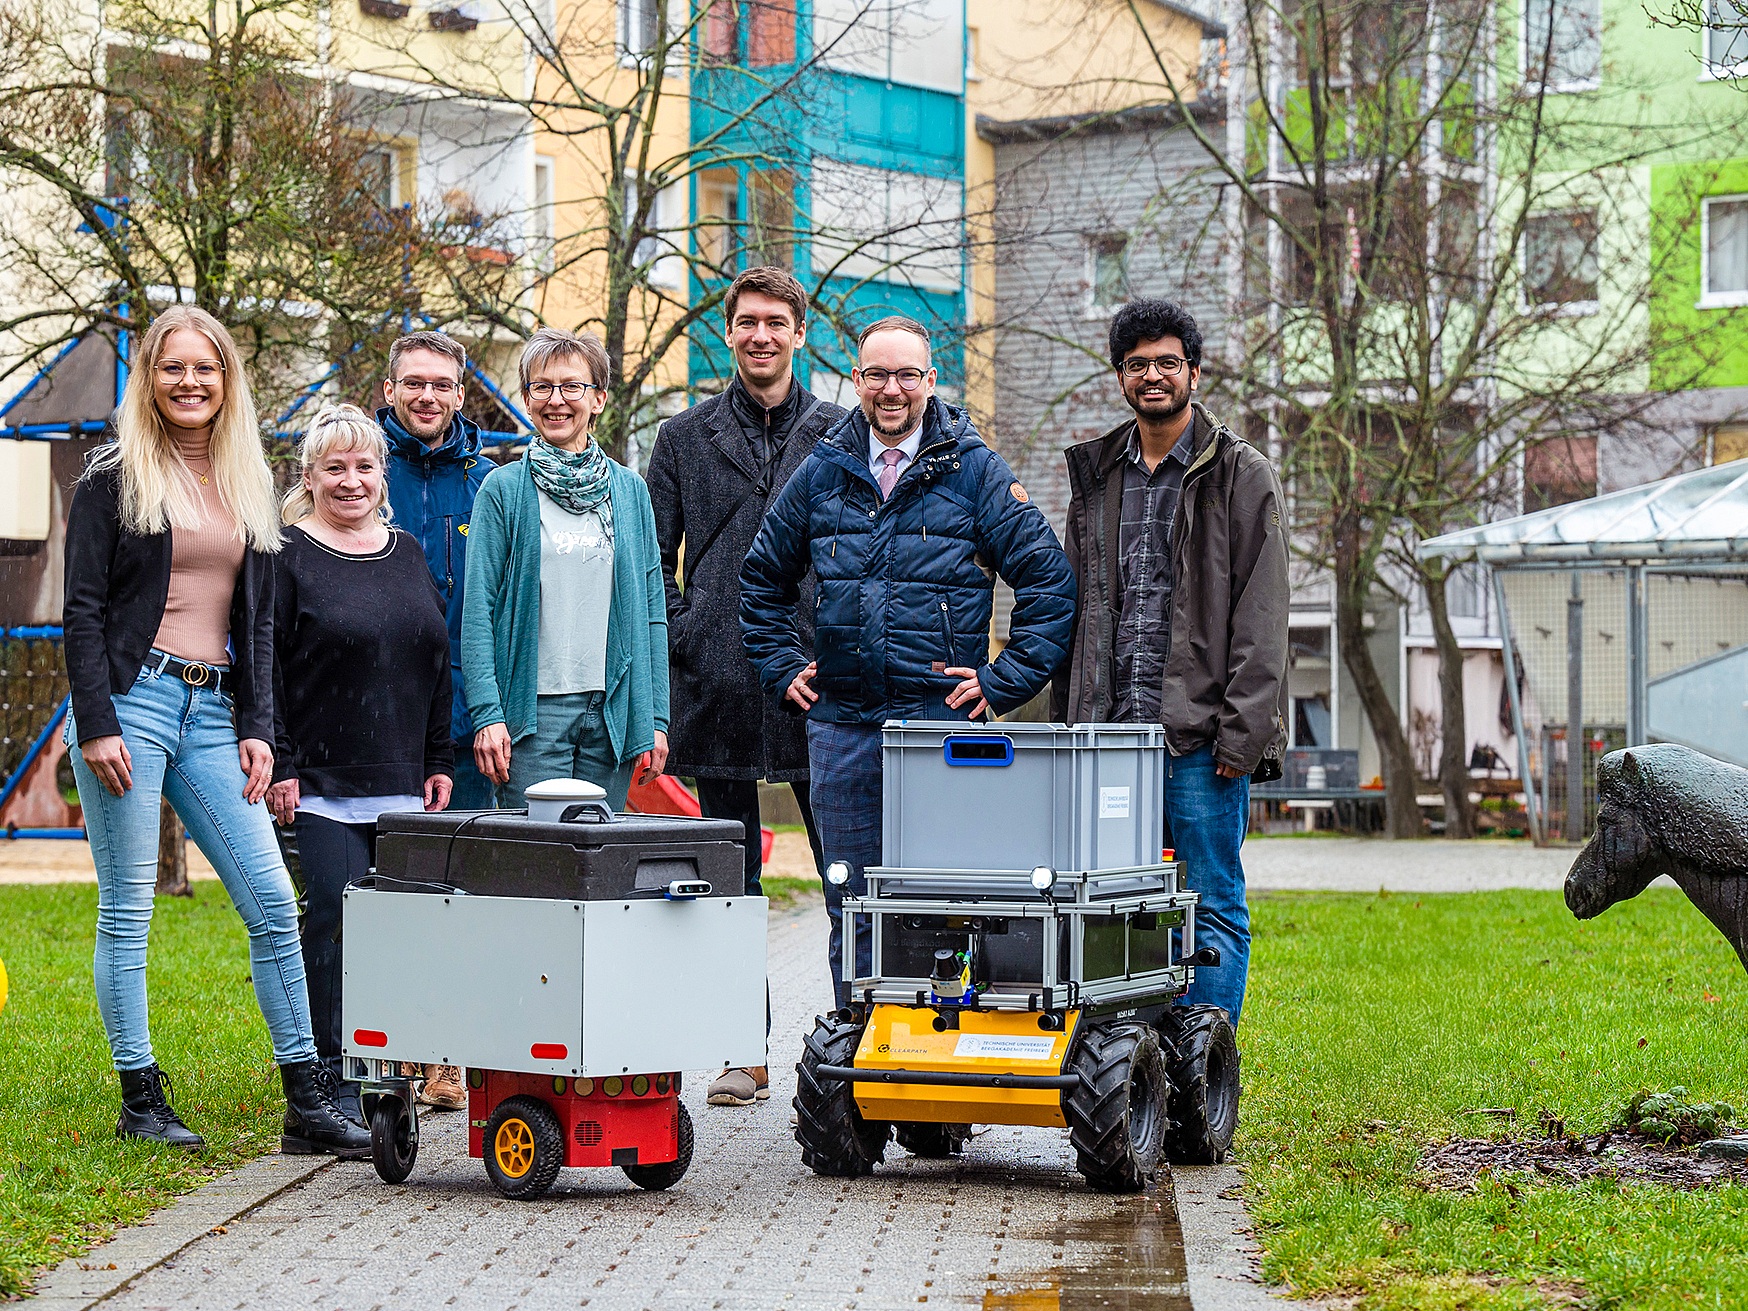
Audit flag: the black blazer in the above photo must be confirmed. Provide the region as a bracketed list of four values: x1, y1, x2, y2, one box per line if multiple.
[63, 461, 276, 745]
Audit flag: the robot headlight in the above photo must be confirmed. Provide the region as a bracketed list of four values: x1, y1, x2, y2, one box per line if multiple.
[826, 860, 852, 886]
[1030, 866, 1057, 891]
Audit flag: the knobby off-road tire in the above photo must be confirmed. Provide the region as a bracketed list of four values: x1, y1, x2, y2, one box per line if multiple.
[483, 1095, 565, 1200]
[795, 1013, 891, 1177]
[1064, 1022, 1169, 1193]
[623, 1102, 694, 1191]
[894, 1121, 970, 1157]
[1160, 1005, 1240, 1165]
[369, 1094, 418, 1185]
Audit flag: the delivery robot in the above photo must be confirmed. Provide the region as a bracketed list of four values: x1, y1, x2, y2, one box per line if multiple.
[793, 723, 1240, 1192]
[342, 779, 767, 1199]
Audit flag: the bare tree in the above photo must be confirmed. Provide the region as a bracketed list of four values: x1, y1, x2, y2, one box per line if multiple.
[1110, 0, 1748, 835]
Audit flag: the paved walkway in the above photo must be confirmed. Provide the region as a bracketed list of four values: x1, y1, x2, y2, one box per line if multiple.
[1241, 836, 1582, 893]
[29, 901, 1311, 1311]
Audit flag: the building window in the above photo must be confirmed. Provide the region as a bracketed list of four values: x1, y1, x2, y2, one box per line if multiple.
[1706, 0, 1748, 73]
[532, 155, 555, 272]
[1522, 0, 1601, 91]
[624, 177, 683, 287]
[1089, 233, 1131, 311]
[1702, 195, 1748, 306]
[618, 0, 661, 57]
[1710, 425, 1748, 465]
[697, 168, 740, 271]
[965, 26, 979, 80]
[702, 0, 735, 60]
[358, 147, 399, 212]
[809, 159, 962, 292]
[747, 0, 795, 66]
[1523, 210, 1599, 308]
[1524, 434, 1597, 510]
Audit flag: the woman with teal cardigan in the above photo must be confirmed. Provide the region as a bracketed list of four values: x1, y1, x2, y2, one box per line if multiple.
[461, 327, 669, 811]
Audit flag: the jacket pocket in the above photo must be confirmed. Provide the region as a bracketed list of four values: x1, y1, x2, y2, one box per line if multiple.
[935, 587, 958, 669]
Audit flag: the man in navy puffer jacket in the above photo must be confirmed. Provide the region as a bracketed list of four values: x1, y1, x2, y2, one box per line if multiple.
[740, 316, 1075, 1004]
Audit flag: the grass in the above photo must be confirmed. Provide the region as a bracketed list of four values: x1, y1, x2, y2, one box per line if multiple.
[1241, 887, 1748, 1309]
[0, 883, 287, 1297]
[761, 874, 821, 909]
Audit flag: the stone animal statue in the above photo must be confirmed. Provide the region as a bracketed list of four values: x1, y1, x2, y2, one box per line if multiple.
[1566, 743, 1748, 973]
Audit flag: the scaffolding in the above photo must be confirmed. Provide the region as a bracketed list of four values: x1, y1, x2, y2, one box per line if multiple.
[1421, 460, 1748, 845]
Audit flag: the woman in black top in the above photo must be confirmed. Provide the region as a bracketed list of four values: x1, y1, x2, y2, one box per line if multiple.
[267, 404, 453, 1114]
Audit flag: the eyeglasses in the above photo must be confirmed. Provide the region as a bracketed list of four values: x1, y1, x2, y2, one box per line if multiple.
[857, 367, 926, 392]
[526, 381, 599, 401]
[395, 378, 459, 395]
[156, 360, 224, 385]
[1119, 355, 1189, 378]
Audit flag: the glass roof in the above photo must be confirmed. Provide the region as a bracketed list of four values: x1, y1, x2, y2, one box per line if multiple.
[1419, 458, 1748, 565]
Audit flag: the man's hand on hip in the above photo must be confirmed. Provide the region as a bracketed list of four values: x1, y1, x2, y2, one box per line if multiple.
[785, 662, 819, 710]
[944, 667, 990, 720]
[1215, 762, 1246, 780]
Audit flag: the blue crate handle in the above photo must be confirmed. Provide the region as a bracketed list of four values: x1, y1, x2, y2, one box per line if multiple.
[942, 735, 1014, 766]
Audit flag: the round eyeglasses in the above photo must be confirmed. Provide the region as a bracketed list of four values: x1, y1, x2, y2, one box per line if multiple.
[1119, 355, 1189, 378]
[857, 367, 925, 392]
[156, 361, 224, 385]
[526, 381, 600, 401]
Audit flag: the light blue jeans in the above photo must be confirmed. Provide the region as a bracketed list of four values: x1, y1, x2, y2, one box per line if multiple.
[68, 657, 317, 1071]
[1167, 745, 1252, 1026]
[503, 691, 634, 813]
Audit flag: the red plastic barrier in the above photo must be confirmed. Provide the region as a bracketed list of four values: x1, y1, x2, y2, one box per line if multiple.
[626, 775, 773, 863]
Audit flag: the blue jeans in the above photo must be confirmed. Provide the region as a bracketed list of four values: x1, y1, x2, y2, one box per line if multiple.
[504, 692, 634, 813]
[448, 751, 498, 810]
[68, 658, 317, 1071]
[1167, 746, 1252, 1026]
[805, 721, 879, 1008]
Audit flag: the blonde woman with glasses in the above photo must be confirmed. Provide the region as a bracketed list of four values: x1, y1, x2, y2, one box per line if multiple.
[266, 404, 455, 1121]
[63, 305, 369, 1158]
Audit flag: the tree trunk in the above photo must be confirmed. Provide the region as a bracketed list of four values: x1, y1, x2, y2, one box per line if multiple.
[1334, 545, 1422, 838]
[1424, 568, 1478, 839]
[156, 798, 191, 897]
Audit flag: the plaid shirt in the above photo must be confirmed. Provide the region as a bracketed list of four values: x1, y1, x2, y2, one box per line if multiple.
[1111, 417, 1197, 724]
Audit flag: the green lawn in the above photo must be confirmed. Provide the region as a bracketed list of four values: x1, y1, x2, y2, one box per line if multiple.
[0, 883, 286, 1297]
[1242, 888, 1748, 1310]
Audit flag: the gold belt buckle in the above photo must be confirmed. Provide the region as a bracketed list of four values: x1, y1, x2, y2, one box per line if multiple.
[181, 662, 212, 688]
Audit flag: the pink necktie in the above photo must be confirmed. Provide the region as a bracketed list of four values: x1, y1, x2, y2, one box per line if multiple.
[878, 448, 903, 501]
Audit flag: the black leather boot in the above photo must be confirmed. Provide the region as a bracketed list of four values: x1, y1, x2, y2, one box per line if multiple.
[281, 1059, 371, 1158]
[322, 1055, 363, 1125]
[116, 1065, 206, 1150]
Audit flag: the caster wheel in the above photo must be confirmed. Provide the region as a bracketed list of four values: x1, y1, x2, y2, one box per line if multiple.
[1066, 1022, 1169, 1193]
[370, 1094, 418, 1185]
[623, 1102, 694, 1190]
[482, 1095, 564, 1200]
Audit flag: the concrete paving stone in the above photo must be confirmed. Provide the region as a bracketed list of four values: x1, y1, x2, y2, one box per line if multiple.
[41, 900, 1324, 1311]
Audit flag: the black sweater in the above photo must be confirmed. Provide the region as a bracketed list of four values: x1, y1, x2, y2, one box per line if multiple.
[64, 459, 276, 745]
[271, 526, 453, 795]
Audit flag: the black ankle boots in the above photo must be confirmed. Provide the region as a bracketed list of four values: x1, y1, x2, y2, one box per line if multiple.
[116, 1065, 206, 1150]
[280, 1059, 372, 1158]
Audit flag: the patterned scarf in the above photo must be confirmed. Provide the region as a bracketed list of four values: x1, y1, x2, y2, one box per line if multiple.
[528, 437, 614, 539]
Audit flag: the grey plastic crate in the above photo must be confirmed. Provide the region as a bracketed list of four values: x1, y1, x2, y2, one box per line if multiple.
[881, 721, 1166, 872]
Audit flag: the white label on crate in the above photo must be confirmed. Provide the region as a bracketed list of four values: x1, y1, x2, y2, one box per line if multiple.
[1099, 786, 1131, 819]
[953, 1033, 1059, 1059]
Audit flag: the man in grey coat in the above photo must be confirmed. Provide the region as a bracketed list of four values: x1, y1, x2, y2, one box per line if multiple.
[646, 266, 844, 1108]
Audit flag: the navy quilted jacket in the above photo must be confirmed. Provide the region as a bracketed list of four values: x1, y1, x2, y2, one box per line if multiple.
[739, 398, 1075, 724]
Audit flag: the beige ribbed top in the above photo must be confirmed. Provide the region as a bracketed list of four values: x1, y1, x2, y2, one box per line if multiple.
[152, 434, 245, 666]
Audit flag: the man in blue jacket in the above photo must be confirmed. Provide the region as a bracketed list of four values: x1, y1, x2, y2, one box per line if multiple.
[378, 331, 496, 815]
[740, 317, 1076, 1005]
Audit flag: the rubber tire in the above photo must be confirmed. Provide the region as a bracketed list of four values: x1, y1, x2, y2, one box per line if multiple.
[482, 1095, 565, 1200]
[369, 1095, 418, 1185]
[894, 1122, 970, 1157]
[1160, 1005, 1240, 1165]
[794, 1013, 891, 1177]
[1064, 1022, 1169, 1193]
[623, 1102, 694, 1191]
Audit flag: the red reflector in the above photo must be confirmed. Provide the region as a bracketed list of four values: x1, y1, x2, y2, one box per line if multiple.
[354, 1029, 388, 1047]
[531, 1043, 567, 1059]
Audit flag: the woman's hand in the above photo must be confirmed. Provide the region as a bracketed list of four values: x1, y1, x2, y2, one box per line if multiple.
[424, 773, 454, 812]
[81, 735, 133, 798]
[474, 723, 513, 785]
[635, 730, 669, 786]
[267, 779, 300, 826]
[239, 739, 274, 803]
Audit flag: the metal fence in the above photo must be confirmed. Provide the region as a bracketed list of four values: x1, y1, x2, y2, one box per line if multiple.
[0, 626, 71, 824]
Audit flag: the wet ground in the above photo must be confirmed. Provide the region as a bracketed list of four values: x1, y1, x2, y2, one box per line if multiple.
[1423, 1132, 1748, 1191]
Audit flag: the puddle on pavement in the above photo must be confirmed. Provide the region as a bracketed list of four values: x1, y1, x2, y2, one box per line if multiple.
[974, 1172, 1193, 1310]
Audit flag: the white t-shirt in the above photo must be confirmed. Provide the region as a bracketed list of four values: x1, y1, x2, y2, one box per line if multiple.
[298, 794, 425, 825]
[536, 493, 614, 696]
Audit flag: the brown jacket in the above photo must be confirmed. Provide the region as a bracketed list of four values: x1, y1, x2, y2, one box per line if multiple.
[1049, 404, 1290, 777]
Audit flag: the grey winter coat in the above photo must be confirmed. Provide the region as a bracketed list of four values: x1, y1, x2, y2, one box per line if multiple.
[1050, 404, 1290, 777]
[646, 379, 845, 780]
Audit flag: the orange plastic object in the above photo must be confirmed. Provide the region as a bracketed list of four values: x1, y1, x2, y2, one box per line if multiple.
[626, 775, 774, 863]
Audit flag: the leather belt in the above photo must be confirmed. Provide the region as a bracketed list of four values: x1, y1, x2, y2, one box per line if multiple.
[152, 652, 229, 693]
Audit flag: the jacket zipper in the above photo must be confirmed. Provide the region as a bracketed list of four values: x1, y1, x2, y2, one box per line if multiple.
[938, 589, 957, 664]
[442, 514, 455, 595]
